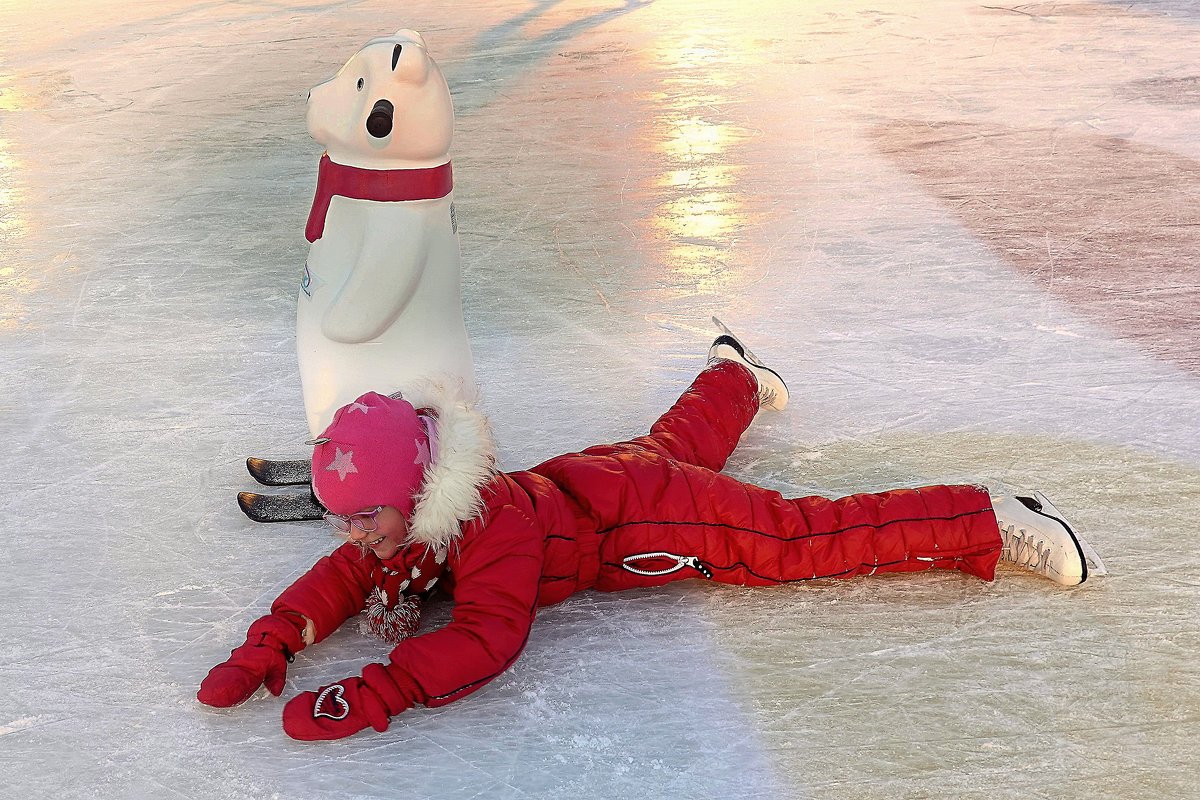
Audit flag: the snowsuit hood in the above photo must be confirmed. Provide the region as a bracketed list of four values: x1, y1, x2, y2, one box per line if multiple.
[400, 379, 497, 550]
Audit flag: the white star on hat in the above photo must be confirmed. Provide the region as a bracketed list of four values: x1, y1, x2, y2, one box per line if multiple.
[325, 447, 358, 481]
[414, 436, 431, 467]
[347, 402, 370, 415]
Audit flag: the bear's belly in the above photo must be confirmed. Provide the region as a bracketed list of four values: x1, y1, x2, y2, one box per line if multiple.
[295, 196, 474, 435]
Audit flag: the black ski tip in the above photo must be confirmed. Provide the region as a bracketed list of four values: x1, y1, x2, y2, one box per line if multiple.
[245, 456, 313, 487]
[237, 491, 324, 524]
[237, 491, 261, 519]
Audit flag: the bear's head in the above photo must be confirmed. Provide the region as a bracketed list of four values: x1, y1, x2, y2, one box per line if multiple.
[307, 30, 454, 170]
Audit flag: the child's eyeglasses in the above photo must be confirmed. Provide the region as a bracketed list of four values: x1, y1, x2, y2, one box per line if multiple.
[323, 506, 385, 534]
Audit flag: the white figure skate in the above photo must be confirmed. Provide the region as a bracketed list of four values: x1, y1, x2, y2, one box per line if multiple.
[992, 492, 1108, 586]
[708, 317, 789, 411]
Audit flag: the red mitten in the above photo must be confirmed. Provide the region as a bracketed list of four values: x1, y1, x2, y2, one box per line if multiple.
[282, 678, 389, 741]
[197, 612, 306, 708]
[282, 662, 421, 741]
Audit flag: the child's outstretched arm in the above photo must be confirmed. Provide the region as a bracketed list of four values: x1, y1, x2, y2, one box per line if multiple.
[197, 542, 376, 707]
[197, 611, 307, 707]
[281, 504, 545, 741]
[269, 542, 378, 643]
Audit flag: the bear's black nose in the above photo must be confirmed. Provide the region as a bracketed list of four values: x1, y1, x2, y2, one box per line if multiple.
[366, 99, 394, 138]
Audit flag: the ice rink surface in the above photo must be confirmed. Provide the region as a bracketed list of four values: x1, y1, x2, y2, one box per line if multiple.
[2, 1, 1198, 797]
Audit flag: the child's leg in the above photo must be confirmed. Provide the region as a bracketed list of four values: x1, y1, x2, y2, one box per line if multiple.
[594, 465, 1001, 590]
[579, 360, 760, 473]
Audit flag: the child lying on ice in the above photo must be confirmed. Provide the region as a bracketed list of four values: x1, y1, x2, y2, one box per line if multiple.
[198, 328, 1106, 741]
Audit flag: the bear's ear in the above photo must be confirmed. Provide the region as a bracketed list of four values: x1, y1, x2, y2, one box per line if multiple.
[393, 29, 426, 47]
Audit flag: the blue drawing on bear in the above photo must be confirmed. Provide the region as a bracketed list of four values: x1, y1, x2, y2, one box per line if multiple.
[301, 262, 313, 298]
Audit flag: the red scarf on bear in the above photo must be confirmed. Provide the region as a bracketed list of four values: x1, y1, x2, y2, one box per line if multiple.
[305, 154, 453, 243]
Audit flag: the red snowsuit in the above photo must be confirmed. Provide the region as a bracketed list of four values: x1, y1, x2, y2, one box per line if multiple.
[270, 360, 1002, 734]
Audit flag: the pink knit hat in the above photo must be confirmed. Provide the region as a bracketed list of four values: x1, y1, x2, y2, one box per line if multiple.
[310, 392, 437, 517]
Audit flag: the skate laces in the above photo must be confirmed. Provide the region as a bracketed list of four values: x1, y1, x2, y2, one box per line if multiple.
[999, 522, 1054, 575]
[757, 385, 777, 408]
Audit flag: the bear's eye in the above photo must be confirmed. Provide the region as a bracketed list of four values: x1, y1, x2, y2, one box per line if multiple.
[356, 78, 364, 91]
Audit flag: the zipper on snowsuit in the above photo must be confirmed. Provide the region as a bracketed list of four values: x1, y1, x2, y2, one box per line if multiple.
[620, 551, 714, 579]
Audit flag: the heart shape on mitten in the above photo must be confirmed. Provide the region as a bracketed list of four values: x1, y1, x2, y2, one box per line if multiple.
[313, 683, 350, 720]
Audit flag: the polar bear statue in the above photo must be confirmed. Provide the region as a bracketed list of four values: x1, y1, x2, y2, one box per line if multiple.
[297, 30, 475, 437]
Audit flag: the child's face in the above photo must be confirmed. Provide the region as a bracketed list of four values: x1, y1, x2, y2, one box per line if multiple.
[344, 505, 409, 560]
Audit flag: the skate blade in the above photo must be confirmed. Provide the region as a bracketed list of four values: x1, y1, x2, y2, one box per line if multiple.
[1033, 491, 1109, 578]
[1079, 539, 1108, 578]
[711, 316, 762, 365]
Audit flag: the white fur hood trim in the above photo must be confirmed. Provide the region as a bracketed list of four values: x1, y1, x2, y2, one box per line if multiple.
[396, 378, 497, 550]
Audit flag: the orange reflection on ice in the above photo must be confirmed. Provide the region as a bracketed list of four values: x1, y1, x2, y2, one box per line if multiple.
[0, 138, 27, 234]
[0, 75, 34, 330]
[659, 116, 740, 160]
[0, 133, 29, 237]
[0, 87, 25, 112]
[657, 165, 739, 190]
[658, 192, 741, 240]
[637, 30, 767, 293]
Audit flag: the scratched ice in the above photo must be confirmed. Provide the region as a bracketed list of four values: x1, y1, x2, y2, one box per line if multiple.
[1, 1, 1198, 798]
